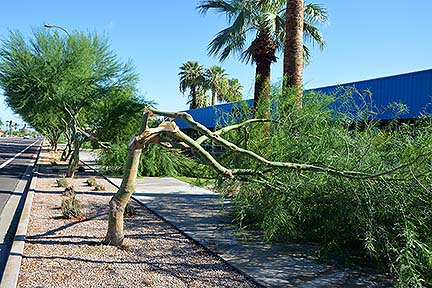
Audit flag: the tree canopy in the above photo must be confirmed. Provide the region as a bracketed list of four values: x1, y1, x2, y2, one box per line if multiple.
[0, 29, 141, 176]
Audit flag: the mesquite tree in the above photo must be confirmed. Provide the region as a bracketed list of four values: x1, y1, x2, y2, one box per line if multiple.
[103, 106, 416, 246]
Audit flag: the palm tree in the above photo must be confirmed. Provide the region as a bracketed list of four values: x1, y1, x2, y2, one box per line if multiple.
[196, 88, 210, 108]
[205, 65, 228, 106]
[198, 0, 327, 116]
[224, 78, 243, 102]
[284, 0, 304, 109]
[179, 61, 205, 109]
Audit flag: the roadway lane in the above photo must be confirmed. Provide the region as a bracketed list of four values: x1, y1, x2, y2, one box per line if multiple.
[0, 137, 41, 282]
[0, 138, 41, 215]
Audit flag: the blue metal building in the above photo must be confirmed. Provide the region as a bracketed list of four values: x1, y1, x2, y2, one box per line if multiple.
[175, 69, 432, 130]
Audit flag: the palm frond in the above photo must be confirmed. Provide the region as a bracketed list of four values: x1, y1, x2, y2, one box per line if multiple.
[303, 22, 325, 50]
[240, 43, 254, 64]
[274, 13, 285, 50]
[304, 3, 328, 25]
[303, 44, 311, 65]
[208, 10, 247, 61]
[197, 0, 238, 20]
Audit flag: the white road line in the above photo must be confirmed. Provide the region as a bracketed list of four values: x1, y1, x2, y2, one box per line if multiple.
[0, 140, 39, 170]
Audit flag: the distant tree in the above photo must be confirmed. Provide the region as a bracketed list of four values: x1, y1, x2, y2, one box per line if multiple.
[224, 78, 243, 102]
[8, 121, 12, 137]
[0, 30, 138, 177]
[205, 65, 228, 106]
[196, 88, 210, 108]
[198, 0, 327, 117]
[179, 61, 206, 109]
[89, 90, 148, 144]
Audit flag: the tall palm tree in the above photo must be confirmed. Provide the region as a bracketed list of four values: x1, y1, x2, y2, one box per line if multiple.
[205, 65, 228, 106]
[284, 0, 304, 109]
[198, 0, 327, 116]
[179, 61, 205, 109]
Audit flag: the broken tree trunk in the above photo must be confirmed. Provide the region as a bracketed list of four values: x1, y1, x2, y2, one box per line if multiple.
[104, 147, 142, 246]
[103, 112, 176, 246]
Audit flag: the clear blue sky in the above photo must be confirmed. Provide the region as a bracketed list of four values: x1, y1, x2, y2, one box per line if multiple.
[1, 0, 431, 129]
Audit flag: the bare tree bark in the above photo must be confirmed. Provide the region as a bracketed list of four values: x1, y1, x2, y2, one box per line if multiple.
[104, 147, 142, 245]
[67, 118, 80, 178]
[61, 123, 72, 161]
[103, 112, 177, 246]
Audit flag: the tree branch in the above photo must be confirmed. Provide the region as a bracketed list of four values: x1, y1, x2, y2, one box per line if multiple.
[148, 107, 372, 179]
[196, 118, 270, 145]
[146, 107, 432, 180]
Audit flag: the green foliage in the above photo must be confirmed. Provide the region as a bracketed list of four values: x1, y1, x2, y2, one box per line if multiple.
[218, 88, 432, 286]
[0, 29, 140, 153]
[139, 144, 180, 177]
[99, 142, 217, 179]
[61, 196, 81, 219]
[86, 177, 97, 187]
[94, 184, 106, 191]
[197, 0, 328, 64]
[62, 186, 75, 197]
[56, 177, 68, 188]
[176, 176, 215, 188]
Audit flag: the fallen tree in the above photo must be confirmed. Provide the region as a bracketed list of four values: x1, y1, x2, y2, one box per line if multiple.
[103, 106, 429, 245]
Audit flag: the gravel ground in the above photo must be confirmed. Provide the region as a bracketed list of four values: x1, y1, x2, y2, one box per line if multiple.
[17, 149, 260, 288]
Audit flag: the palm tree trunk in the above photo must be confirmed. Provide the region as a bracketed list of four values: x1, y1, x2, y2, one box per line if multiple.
[251, 29, 276, 136]
[253, 60, 271, 121]
[191, 85, 197, 109]
[283, 0, 304, 109]
[211, 90, 216, 106]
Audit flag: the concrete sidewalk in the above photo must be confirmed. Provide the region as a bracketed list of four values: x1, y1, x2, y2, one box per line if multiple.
[80, 150, 389, 287]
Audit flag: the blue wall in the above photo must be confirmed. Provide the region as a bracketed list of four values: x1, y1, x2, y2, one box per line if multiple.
[175, 69, 432, 129]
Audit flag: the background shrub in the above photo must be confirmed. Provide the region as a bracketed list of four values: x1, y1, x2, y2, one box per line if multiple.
[99, 142, 216, 179]
[56, 177, 68, 188]
[86, 177, 97, 187]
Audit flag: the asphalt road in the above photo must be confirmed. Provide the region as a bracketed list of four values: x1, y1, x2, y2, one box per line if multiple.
[0, 138, 41, 215]
[0, 137, 41, 282]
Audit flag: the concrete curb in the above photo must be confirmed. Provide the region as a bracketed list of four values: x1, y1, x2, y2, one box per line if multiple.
[0, 144, 41, 288]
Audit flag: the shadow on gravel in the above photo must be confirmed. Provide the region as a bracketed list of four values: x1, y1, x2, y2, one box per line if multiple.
[17, 253, 245, 287]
